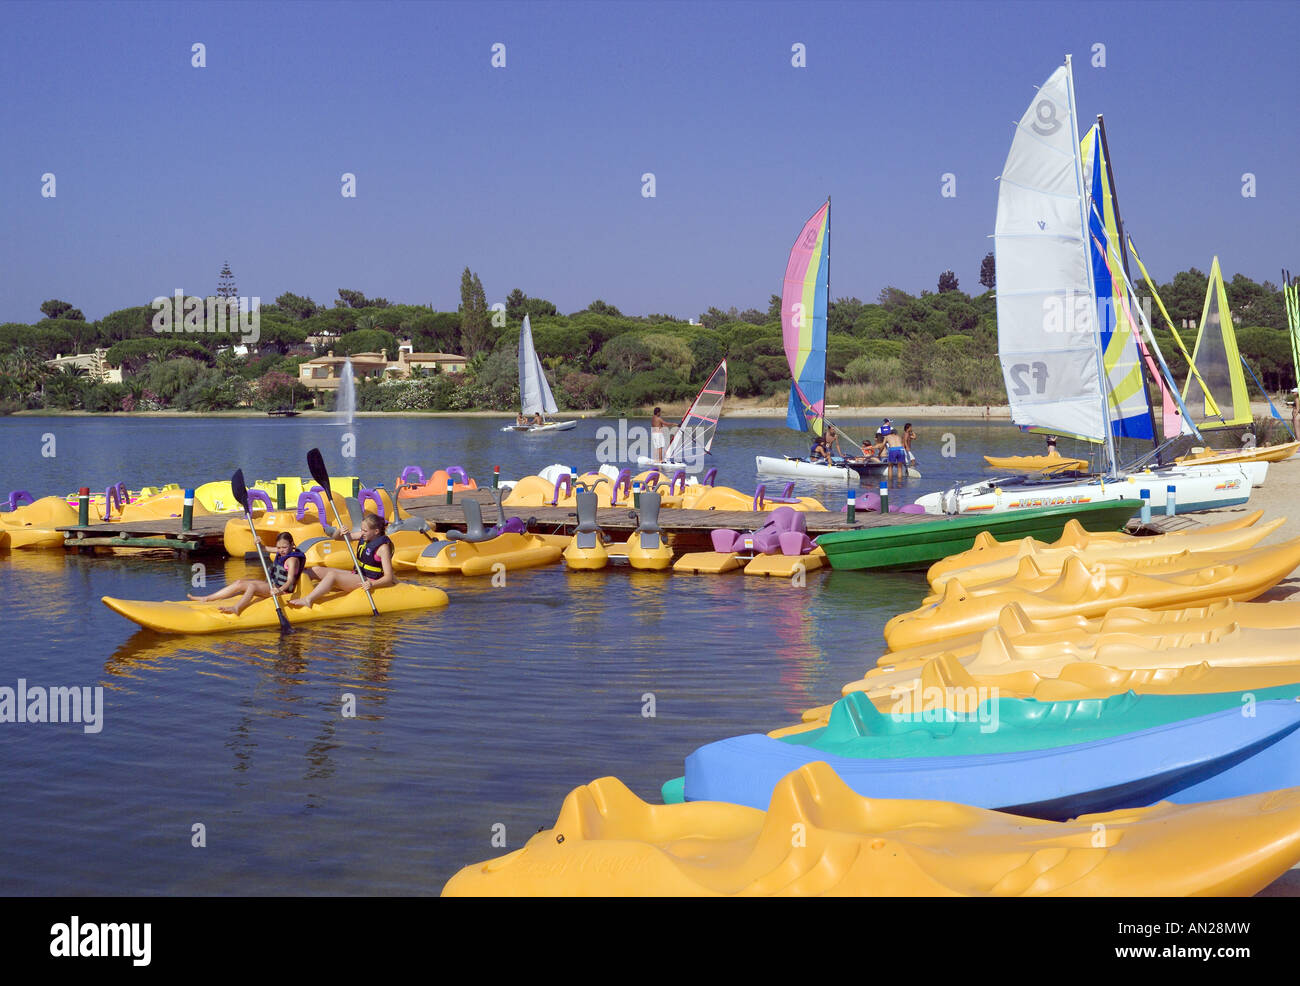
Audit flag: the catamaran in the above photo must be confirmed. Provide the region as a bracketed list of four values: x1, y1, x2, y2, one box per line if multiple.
[755, 201, 912, 483]
[502, 315, 576, 434]
[915, 57, 1256, 517]
[1161, 257, 1299, 466]
[637, 358, 727, 472]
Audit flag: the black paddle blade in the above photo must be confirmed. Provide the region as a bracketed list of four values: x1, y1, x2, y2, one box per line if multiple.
[231, 468, 250, 511]
[306, 447, 330, 492]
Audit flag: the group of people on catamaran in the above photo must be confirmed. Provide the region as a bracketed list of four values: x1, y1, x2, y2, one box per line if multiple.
[809, 418, 916, 484]
[189, 513, 397, 615]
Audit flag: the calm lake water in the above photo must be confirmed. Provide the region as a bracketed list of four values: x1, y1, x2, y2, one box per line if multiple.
[0, 413, 1132, 894]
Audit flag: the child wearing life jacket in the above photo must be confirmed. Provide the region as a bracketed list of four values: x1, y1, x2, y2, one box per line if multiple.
[290, 512, 395, 608]
[188, 531, 306, 616]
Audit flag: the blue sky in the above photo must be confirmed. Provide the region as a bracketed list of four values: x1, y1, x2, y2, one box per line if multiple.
[1, 0, 1296, 324]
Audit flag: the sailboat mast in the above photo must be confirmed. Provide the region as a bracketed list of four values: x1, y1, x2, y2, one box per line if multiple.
[1097, 113, 1161, 450]
[1066, 57, 1119, 476]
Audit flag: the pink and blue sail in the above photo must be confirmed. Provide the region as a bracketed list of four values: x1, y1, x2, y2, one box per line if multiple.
[782, 201, 830, 435]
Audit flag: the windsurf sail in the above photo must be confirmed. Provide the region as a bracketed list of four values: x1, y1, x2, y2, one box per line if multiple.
[665, 358, 727, 463]
[782, 201, 829, 435]
[995, 60, 1109, 446]
[518, 315, 558, 416]
[1081, 124, 1154, 442]
[1182, 258, 1251, 431]
[1284, 269, 1300, 391]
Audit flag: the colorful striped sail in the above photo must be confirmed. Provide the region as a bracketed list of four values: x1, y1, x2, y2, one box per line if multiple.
[782, 201, 830, 434]
[1082, 126, 1154, 441]
[1182, 258, 1252, 430]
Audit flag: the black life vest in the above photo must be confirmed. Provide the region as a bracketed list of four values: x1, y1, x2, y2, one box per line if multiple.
[355, 535, 392, 581]
[270, 548, 305, 591]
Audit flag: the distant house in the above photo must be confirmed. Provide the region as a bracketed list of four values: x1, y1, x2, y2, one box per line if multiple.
[298, 347, 468, 399]
[45, 349, 122, 384]
[298, 351, 389, 392]
[390, 349, 466, 377]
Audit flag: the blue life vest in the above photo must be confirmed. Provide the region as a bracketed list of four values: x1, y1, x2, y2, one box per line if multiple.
[270, 548, 305, 591]
[355, 535, 392, 581]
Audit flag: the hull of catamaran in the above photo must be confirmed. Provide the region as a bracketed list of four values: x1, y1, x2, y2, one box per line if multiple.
[501, 420, 577, 434]
[913, 464, 1255, 516]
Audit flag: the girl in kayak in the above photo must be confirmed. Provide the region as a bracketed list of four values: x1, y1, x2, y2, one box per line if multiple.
[188, 531, 305, 615]
[291, 512, 395, 607]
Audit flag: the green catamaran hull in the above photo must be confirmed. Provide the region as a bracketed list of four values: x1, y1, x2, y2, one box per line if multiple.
[817, 499, 1142, 572]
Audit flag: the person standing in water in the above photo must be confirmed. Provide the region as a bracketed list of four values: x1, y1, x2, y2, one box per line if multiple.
[189, 531, 305, 616]
[650, 406, 674, 463]
[880, 419, 906, 486]
[291, 513, 395, 607]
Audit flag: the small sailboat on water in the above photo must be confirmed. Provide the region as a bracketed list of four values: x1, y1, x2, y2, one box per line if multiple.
[754, 201, 914, 483]
[502, 315, 576, 434]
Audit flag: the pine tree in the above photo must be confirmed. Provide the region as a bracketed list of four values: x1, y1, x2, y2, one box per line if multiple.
[459, 268, 492, 356]
[217, 262, 237, 299]
[979, 252, 996, 290]
[938, 270, 959, 293]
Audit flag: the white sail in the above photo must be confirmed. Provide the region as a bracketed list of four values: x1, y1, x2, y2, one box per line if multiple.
[518, 315, 558, 416]
[665, 358, 727, 463]
[995, 62, 1106, 442]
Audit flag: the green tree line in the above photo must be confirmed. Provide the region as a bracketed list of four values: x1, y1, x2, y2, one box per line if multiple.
[2, 261, 1295, 414]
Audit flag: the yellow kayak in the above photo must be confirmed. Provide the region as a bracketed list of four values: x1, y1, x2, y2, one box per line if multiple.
[928, 510, 1265, 584]
[885, 537, 1300, 651]
[101, 580, 449, 634]
[1177, 441, 1300, 466]
[983, 453, 1091, 472]
[442, 762, 1300, 897]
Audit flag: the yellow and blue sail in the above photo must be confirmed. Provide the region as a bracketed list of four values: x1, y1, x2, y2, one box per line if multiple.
[1182, 257, 1252, 430]
[1082, 126, 1154, 442]
[782, 202, 830, 434]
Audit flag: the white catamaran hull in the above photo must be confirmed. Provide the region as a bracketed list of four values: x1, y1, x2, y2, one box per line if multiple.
[755, 455, 855, 483]
[913, 464, 1254, 516]
[501, 420, 577, 434]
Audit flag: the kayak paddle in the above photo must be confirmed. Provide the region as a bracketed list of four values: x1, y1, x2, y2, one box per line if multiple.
[232, 468, 293, 634]
[306, 447, 379, 616]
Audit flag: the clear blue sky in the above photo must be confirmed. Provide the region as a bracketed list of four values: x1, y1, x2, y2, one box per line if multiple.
[1, 0, 1296, 324]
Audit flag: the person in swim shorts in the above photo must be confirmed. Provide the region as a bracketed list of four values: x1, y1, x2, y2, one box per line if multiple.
[651, 406, 673, 463]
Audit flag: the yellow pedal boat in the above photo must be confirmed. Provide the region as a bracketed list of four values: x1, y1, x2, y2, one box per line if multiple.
[442, 762, 1300, 897]
[928, 510, 1265, 584]
[930, 514, 1283, 590]
[983, 453, 1090, 473]
[885, 537, 1300, 651]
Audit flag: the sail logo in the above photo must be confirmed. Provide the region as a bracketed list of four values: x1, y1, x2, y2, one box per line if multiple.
[1037, 220, 1047, 230]
[1030, 99, 1062, 136]
[152, 289, 261, 344]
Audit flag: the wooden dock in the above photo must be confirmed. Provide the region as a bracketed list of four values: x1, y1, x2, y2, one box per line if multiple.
[57, 516, 230, 555]
[53, 487, 1162, 559]
[397, 489, 935, 554]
